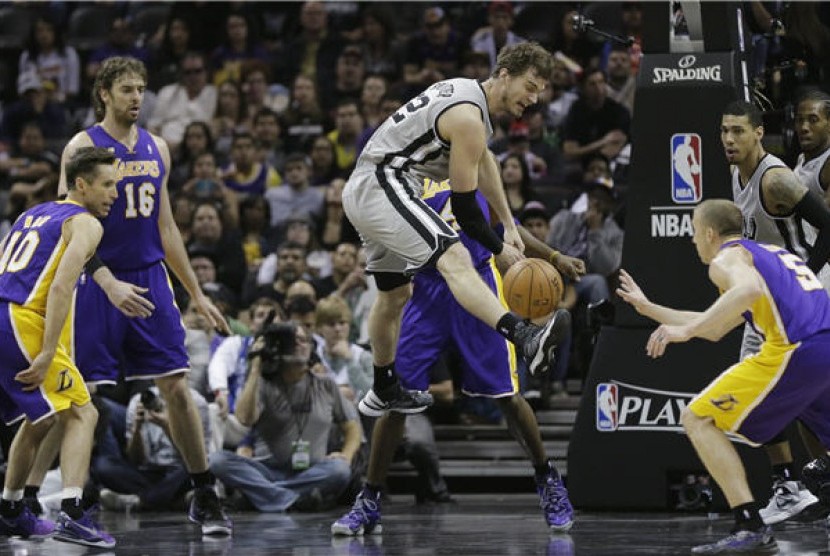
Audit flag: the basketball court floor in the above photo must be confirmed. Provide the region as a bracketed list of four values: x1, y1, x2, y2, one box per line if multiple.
[1, 494, 828, 555]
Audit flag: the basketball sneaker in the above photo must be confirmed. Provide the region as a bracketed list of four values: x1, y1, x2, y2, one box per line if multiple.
[0, 505, 54, 538]
[358, 383, 433, 417]
[22, 495, 43, 517]
[518, 309, 571, 376]
[188, 486, 232, 536]
[536, 465, 574, 532]
[331, 488, 382, 536]
[54, 506, 114, 548]
[690, 526, 777, 554]
[759, 479, 818, 524]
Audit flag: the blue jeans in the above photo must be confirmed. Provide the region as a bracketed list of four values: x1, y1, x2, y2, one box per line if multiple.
[209, 450, 351, 512]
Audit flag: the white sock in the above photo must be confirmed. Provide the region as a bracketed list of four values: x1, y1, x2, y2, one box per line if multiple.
[61, 487, 83, 501]
[2, 489, 23, 502]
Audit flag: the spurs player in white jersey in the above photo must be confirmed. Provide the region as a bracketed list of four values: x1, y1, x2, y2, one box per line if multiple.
[342, 42, 571, 416]
[722, 100, 830, 525]
[794, 90, 830, 290]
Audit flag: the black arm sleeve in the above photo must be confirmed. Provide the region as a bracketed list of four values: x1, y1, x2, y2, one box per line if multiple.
[84, 253, 106, 277]
[450, 190, 503, 255]
[794, 190, 830, 273]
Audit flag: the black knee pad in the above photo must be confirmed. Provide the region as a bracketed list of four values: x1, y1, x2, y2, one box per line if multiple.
[373, 272, 411, 292]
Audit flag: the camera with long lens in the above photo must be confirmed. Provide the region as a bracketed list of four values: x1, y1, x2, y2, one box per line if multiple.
[248, 313, 300, 378]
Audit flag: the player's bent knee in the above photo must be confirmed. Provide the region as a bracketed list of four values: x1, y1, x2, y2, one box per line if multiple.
[435, 242, 472, 276]
[680, 406, 711, 434]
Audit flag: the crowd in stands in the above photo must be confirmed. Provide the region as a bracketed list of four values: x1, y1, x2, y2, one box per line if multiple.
[0, 0, 828, 513]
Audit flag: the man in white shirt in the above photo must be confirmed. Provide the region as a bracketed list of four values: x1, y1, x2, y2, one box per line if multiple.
[148, 52, 217, 150]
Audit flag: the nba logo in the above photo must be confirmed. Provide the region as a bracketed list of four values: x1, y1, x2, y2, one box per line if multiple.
[596, 383, 618, 432]
[671, 133, 702, 203]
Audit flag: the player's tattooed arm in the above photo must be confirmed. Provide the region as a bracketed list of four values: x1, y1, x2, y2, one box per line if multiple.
[761, 168, 809, 215]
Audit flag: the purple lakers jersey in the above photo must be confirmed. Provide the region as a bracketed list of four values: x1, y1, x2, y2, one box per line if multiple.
[0, 201, 88, 314]
[420, 179, 491, 274]
[86, 126, 165, 270]
[724, 239, 830, 344]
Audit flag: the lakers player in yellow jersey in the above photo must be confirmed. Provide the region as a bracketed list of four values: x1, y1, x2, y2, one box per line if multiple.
[0, 147, 118, 547]
[619, 199, 830, 553]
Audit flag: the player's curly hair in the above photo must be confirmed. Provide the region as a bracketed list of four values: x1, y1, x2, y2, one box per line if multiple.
[493, 42, 554, 80]
[92, 57, 147, 122]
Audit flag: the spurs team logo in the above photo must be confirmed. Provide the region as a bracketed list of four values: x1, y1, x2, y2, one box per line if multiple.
[671, 133, 702, 203]
[596, 383, 619, 431]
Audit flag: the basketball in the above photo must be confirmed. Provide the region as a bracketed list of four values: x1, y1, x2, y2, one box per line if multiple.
[502, 259, 564, 319]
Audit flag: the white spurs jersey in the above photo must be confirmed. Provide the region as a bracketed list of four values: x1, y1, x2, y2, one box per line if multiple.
[795, 146, 830, 290]
[355, 78, 493, 195]
[731, 153, 810, 260]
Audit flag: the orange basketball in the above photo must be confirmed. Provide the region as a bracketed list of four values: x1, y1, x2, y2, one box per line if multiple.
[502, 259, 564, 319]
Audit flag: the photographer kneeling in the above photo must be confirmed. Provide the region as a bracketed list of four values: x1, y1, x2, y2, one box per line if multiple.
[209, 322, 362, 512]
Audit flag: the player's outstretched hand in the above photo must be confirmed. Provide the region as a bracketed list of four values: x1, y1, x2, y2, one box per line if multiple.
[646, 324, 691, 358]
[553, 254, 585, 281]
[616, 269, 649, 313]
[194, 294, 231, 336]
[104, 279, 155, 318]
[15, 351, 52, 391]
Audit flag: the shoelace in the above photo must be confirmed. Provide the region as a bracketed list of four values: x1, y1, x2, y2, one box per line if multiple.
[540, 479, 569, 513]
[346, 496, 378, 526]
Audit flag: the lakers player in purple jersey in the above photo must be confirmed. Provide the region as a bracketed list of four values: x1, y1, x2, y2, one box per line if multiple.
[0, 148, 117, 546]
[333, 181, 585, 536]
[54, 57, 231, 535]
[618, 199, 830, 554]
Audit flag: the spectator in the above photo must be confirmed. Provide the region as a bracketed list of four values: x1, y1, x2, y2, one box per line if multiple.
[356, 94, 403, 155]
[283, 75, 326, 154]
[459, 50, 493, 82]
[222, 131, 282, 199]
[498, 121, 548, 181]
[286, 280, 318, 307]
[209, 298, 283, 451]
[320, 45, 366, 119]
[620, 1, 643, 74]
[182, 294, 220, 398]
[358, 6, 405, 83]
[148, 52, 217, 150]
[187, 201, 248, 295]
[239, 195, 277, 273]
[212, 80, 247, 161]
[0, 71, 66, 151]
[349, 247, 376, 345]
[550, 9, 601, 71]
[562, 67, 631, 162]
[95, 385, 212, 512]
[326, 99, 365, 174]
[320, 177, 346, 248]
[308, 135, 342, 186]
[148, 16, 193, 90]
[280, 1, 343, 88]
[547, 186, 622, 296]
[170, 120, 215, 192]
[86, 18, 150, 84]
[403, 7, 464, 92]
[253, 108, 286, 171]
[544, 57, 579, 134]
[171, 192, 195, 244]
[499, 152, 538, 216]
[248, 240, 310, 307]
[286, 295, 318, 335]
[241, 61, 289, 126]
[312, 242, 364, 304]
[470, 1, 526, 72]
[254, 215, 332, 300]
[1, 122, 59, 223]
[210, 13, 270, 86]
[181, 151, 238, 228]
[519, 200, 551, 244]
[210, 323, 361, 512]
[313, 296, 373, 403]
[360, 74, 389, 129]
[18, 16, 80, 104]
[605, 44, 636, 116]
[264, 152, 325, 235]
